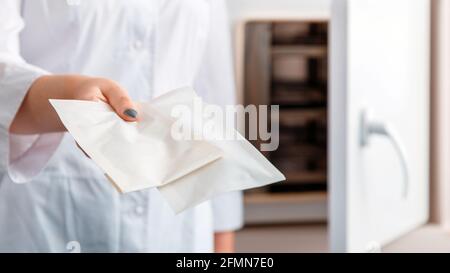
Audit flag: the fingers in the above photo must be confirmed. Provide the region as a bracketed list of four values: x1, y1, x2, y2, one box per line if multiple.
[101, 83, 138, 122]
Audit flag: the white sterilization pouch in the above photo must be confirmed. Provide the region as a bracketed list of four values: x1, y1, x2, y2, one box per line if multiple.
[50, 99, 223, 193]
[50, 87, 285, 213]
[150, 87, 285, 213]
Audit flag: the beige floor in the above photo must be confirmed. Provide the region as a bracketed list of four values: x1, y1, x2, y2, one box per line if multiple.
[236, 223, 450, 253]
[236, 224, 328, 253]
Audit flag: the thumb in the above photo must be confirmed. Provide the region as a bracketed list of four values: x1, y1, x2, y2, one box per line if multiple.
[101, 85, 138, 122]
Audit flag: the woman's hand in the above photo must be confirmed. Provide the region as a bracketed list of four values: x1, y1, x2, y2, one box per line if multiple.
[10, 75, 138, 134]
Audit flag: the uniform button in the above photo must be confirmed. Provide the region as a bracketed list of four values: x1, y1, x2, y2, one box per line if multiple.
[132, 40, 143, 51]
[135, 206, 145, 215]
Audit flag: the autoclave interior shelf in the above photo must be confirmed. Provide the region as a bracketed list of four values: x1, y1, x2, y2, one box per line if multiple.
[242, 19, 328, 224]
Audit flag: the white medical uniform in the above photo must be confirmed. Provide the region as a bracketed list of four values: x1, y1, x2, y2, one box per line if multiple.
[0, 0, 243, 252]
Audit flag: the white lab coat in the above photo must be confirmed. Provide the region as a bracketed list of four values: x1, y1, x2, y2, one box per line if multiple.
[0, 0, 243, 252]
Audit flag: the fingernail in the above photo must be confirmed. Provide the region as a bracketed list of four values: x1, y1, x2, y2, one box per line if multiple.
[124, 108, 138, 118]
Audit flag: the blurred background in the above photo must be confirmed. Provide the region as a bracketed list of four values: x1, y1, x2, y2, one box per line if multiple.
[228, 0, 450, 253]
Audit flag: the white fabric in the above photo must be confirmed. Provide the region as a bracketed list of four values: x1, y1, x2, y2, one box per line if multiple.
[0, 0, 243, 252]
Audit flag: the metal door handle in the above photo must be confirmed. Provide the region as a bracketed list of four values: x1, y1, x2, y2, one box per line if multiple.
[360, 110, 409, 198]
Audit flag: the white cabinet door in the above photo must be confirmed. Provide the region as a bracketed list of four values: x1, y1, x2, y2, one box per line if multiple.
[330, 0, 430, 252]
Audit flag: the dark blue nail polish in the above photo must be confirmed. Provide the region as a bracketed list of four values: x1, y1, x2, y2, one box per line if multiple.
[124, 108, 138, 118]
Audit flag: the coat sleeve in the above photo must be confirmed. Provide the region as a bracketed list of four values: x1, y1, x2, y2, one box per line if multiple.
[194, 0, 244, 232]
[0, 0, 63, 183]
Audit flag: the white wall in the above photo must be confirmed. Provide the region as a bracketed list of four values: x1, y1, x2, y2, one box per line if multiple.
[430, 0, 450, 229]
[227, 0, 331, 24]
